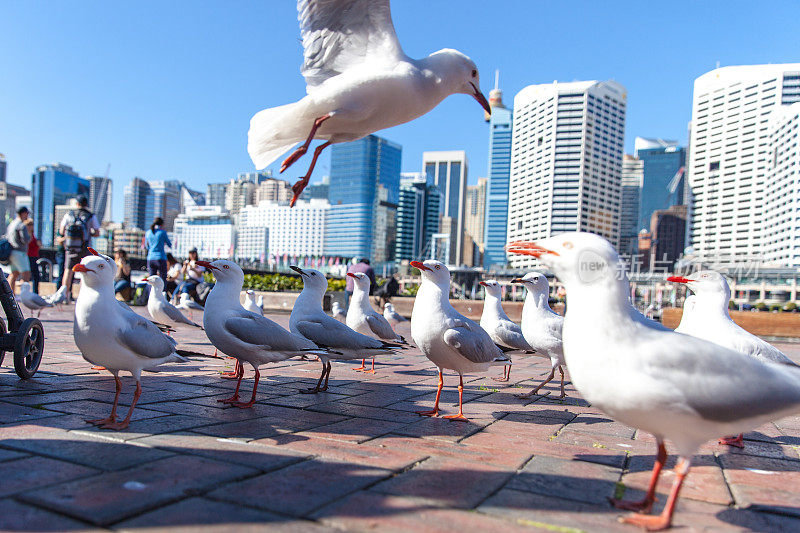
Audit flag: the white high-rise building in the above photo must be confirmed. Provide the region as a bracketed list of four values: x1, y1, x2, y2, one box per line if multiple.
[763, 102, 800, 267]
[688, 63, 800, 259]
[423, 151, 468, 265]
[507, 80, 627, 268]
[172, 205, 235, 259]
[238, 199, 328, 258]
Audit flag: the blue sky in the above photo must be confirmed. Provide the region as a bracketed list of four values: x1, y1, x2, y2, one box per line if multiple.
[1, 1, 798, 222]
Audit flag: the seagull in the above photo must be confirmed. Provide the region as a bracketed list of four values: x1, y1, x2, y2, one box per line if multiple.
[288, 265, 399, 393]
[197, 260, 330, 408]
[346, 271, 405, 372]
[509, 272, 566, 399]
[331, 301, 346, 322]
[383, 302, 406, 327]
[256, 294, 264, 310]
[242, 290, 263, 315]
[143, 275, 203, 330]
[410, 260, 510, 421]
[247, 0, 491, 206]
[47, 284, 70, 310]
[478, 280, 533, 382]
[73, 250, 187, 430]
[668, 271, 800, 447]
[507, 233, 800, 530]
[19, 282, 53, 317]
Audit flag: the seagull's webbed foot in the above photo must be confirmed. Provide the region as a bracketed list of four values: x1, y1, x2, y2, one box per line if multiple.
[217, 395, 241, 404]
[281, 146, 308, 174]
[442, 413, 469, 422]
[415, 408, 439, 417]
[719, 434, 745, 448]
[99, 420, 131, 431]
[620, 512, 671, 531]
[85, 416, 116, 426]
[609, 496, 655, 513]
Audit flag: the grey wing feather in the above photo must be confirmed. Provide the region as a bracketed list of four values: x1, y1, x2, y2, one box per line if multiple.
[298, 0, 403, 89]
[365, 314, 399, 341]
[117, 319, 177, 360]
[443, 318, 503, 364]
[163, 302, 199, 327]
[494, 320, 534, 351]
[637, 327, 800, 423]
[295, 316, 384, 350]
[225, 314, 316, 351]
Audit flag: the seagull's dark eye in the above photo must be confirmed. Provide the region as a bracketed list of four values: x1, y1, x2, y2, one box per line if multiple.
[471, 69, 477, 77]
[311, 272, 316, 276]
[435, 265, 440, 270]
[223, 265, 229, 269]
[98, 264, 104, 269]
[563, 242, 573, 249]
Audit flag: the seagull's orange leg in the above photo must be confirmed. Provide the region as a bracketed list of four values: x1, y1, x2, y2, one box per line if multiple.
[101, 380, 141, 431]
[302, 360, 330, 394]
[281, 114, 332, 173]
[232, 365, 260, 409]
[443, 375, 468, 421]
[516, 366, 556, 399]
[86, 374, 121, 426]
[416, 370, 443, 417]
[719, 433, 744, 448]
[290, 140, 332, 207]
[218, 361, 244, 403]
[493, 364, 511, 382]
[610, 439, 667, 513]
[621, 457, 690, 531]
[353, 358, 367, 371]
[221, 359, 242, 379]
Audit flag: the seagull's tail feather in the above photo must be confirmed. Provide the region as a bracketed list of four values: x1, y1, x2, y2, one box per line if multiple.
[490, 355, 512, 366]
[248, 102, 306, 170]
[167, 352, 191, 363]
[175, 349, 219, 359]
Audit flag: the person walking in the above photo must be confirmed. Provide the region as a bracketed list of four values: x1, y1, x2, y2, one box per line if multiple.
[59, 195, 100, 300]
[5, 206, 32, 291]
[144, 217, 171, 284]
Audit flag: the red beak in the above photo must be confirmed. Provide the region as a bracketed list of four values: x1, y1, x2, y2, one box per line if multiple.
[87, 247, 99, 256]
[667, 276, 692, 283]
[196, 260, 219, 271]
[471, 82, 491, 115]
[478, 281, 488, 287]
[72, 264, 92, 273]
[346, 273, 357, 278]
[510, 278, 523, 284]
[410, 261, 431, 272]
[505, 241, 559, 258]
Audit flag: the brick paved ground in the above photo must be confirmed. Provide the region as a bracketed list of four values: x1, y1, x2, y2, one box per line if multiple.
[2, 306, 800, 532]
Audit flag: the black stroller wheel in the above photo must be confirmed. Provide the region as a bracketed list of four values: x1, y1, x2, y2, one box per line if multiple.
[14, 318, 44, 379]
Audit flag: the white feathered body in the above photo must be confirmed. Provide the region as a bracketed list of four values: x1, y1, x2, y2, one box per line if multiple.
[520, 291, 564, 369]
[249, 61, 447, 169]
[75, 287, 180, 379]
[562, 281, 800, 457]
[411, 281, 504, 375]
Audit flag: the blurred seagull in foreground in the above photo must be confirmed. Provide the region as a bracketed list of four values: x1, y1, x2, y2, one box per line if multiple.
[248, 0, 491, 206]
[508, 234, 800, 530]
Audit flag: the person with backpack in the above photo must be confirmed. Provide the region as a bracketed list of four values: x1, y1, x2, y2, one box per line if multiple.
[58, 195, 99, 301]
[144, 217, 172, 286]
[5, 206, 32, 291]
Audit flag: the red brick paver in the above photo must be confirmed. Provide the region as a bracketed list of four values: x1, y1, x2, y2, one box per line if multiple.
[1, 306, 799, 531]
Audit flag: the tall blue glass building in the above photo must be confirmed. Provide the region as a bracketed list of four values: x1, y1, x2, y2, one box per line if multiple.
[483, 87, 513, 269]
[395, 173, 442, 262]
[31, 163, 90, 247]
[324, 135, 401, 262]
[634, 137, 686, 231]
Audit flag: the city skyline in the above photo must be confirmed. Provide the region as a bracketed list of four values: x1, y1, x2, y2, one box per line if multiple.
[3, 1, 798, 222]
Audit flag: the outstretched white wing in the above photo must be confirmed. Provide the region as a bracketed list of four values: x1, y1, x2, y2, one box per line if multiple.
[298, 0, 404, 91]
